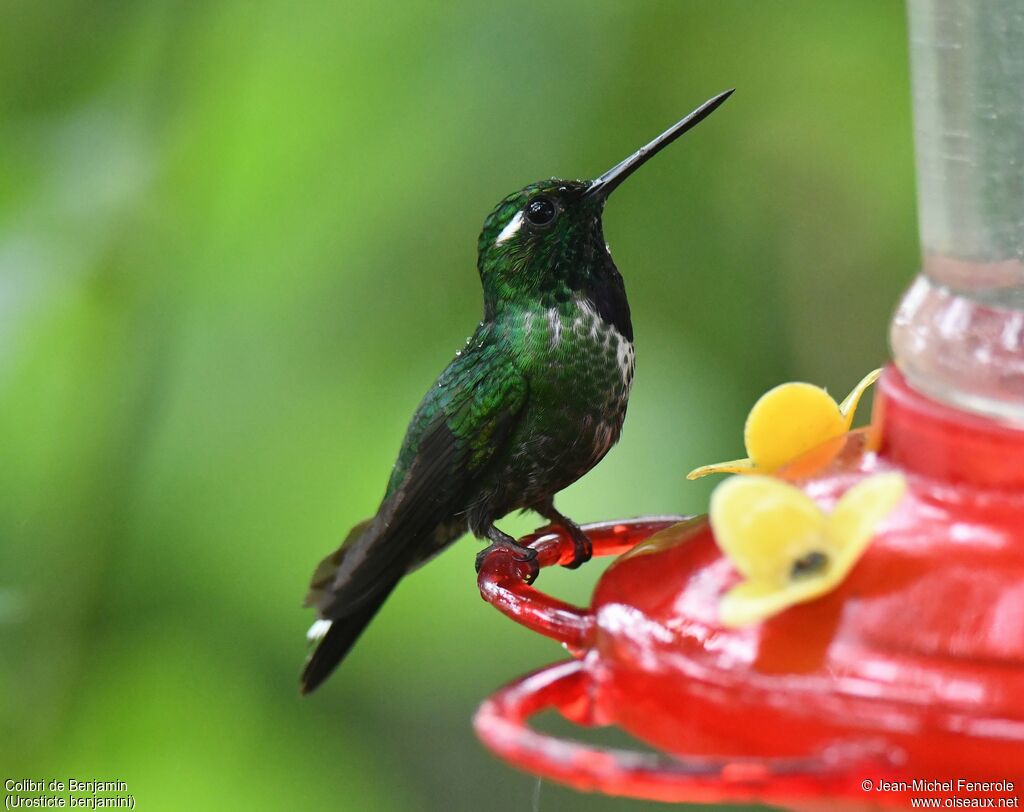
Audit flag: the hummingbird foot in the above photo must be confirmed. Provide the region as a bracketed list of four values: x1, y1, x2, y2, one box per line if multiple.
[536, 502, 593, 569]
[476, 526, 540, 584]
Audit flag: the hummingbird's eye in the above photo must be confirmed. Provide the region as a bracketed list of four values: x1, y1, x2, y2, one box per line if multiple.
[524, 196, 557, 227]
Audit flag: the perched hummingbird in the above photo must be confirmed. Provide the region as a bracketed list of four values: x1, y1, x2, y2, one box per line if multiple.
[301, 90, 732, 694]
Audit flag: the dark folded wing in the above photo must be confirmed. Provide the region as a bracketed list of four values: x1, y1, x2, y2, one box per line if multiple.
[313, 358, 527, 618]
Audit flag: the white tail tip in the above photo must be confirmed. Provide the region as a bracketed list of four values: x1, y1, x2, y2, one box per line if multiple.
[307, 619, 333, 644]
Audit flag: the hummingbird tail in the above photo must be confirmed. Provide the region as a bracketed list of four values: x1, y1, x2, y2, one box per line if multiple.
[300, 578, 399, 695]
[300, 416, 472, 692]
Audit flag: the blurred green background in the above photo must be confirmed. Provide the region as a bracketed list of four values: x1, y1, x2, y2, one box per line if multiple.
[1, 1, 917, 810]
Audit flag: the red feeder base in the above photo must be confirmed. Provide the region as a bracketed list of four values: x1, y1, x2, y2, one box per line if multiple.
[474, 366, 1024, 807]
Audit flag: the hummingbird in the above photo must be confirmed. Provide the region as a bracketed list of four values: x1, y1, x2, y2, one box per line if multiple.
[301, 89, 733, 694]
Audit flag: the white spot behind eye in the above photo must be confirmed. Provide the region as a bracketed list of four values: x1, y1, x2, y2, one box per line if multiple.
[495, 211, 524, 246]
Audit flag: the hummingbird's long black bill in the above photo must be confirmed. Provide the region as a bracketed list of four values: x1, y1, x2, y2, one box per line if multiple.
[586, 88, 734, 200]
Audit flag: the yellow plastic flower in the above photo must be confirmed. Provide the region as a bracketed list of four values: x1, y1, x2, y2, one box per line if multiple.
[687, 369, 881, 480]
[709, 472, 906, 627]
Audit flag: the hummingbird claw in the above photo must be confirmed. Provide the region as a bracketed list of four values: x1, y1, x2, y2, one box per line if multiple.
[536, 505, 594, 570]
[561, 528, 593, 570]
[476, 538, 540, 584]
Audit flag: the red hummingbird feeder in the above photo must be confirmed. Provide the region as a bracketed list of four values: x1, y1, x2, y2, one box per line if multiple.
[474, 1, 1024, 806]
